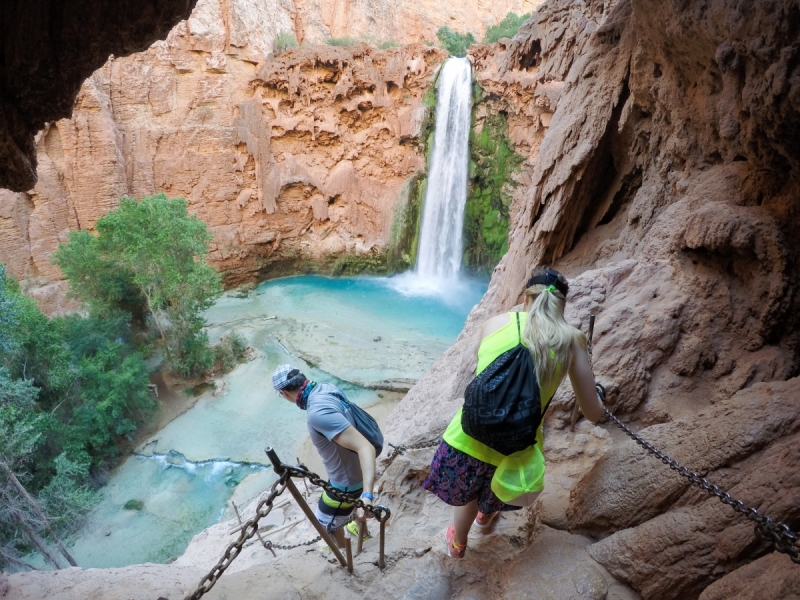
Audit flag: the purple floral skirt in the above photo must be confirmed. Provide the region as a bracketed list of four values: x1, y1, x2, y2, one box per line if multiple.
[422, 441, 521, 515]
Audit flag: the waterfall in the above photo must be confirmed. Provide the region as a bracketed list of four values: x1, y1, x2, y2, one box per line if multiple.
[416, 57, 472, 279]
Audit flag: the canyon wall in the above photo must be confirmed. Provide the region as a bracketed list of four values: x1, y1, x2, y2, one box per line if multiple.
[0, 0, 454, 309]
[0, 0, 538, 194]
[1, 0, 542, 309]
[293, 0, 543, 46]
[0, 0, 199, 193]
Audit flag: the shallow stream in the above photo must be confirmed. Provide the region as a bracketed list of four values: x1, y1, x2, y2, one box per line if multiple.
[56, 274, 486, 568]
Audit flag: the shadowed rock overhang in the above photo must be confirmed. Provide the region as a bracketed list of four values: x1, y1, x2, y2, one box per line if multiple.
[0, 0, 198, 192]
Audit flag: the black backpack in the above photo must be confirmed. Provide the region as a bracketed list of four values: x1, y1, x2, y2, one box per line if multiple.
[330, 390, 384, 457]
[461, 313, 548, 456]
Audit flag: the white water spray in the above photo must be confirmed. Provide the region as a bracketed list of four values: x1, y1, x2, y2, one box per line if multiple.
[416, 57, 473, 280]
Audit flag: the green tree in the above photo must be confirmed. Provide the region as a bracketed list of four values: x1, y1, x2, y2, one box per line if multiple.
[436, 26, 476, 57]
[274, 30, 298, 54]
[0, 268, 152, 571]
[54, 193, 223, 376]
[0, 269, 77, 412]
[0, 377, 81, 569]
[0, 266, 19, 355]
[483, 12, 531, 44]
[67, 344, 154, 465]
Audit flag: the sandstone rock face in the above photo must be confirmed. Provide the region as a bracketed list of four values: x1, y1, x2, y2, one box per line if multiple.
[0, 0, 198, 192]
[584, 380, 800, 598]
[2, 0, 545, 295]
[0, 0, 448, 294]
[293, 0, 543, 46]
[3, 0, 541, 192]
[388, 0, 800, 597]
[698, 552, 800, 600]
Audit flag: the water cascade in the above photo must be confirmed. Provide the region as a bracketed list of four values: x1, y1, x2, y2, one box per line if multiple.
[416, 57, 473, 279]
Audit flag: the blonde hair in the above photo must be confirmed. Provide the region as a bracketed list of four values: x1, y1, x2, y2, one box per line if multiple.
[521, 270, 583, 389]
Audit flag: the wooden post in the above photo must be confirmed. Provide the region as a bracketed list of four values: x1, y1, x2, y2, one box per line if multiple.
[232, 500, 272, 552]
[265, 447, 347, 568]
[378, 520, 387, 569]
[570, 314, 595, 432]
[344, 535, 353, 574]
[356, 520, 366, 555]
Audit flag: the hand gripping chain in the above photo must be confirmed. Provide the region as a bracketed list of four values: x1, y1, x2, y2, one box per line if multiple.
[602, 407, 800, 564]
[283, 464, 392, 524]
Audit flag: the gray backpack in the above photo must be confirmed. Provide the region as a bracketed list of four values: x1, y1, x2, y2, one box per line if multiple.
[329, 390, 384, 456]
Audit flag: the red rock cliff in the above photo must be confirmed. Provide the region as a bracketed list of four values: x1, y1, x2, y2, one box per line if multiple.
[391, 0, 800, 597]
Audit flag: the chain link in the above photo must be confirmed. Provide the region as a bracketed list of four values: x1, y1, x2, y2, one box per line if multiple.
[602, 407, 800, 564]
[379, 439, 441, 476]
[185, 473, 290, 600]
[284, 464, 392, 523]
[186, 405, 799, 600]
[185, 463, 389, 600]
[264, 515, 359, 552]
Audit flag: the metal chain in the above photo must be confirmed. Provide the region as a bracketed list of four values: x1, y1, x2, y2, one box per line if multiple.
[185, 473, 290, 600]
[379, 439, 441, 476]
[264, 515, 359, 552]
[264, 535, 322, 551]
[388, 439, 441, 457]
[284, 464, 392, 523]
[602, 407, 800, 564]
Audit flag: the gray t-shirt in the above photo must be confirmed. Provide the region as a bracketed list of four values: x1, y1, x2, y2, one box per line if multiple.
[306, 383, 362, 489]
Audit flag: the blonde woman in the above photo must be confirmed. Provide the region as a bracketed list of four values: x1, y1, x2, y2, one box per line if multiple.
[422, 267, 605, 558]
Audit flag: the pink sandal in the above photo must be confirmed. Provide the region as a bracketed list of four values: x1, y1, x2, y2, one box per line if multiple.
[446, 524, 466, 558]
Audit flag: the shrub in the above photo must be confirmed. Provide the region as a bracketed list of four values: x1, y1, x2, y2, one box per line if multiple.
[378, 40, 399, 50]
[39, 453, 98, 532]
[484, 12, 531, 44]
[124, 499, 144, 511]
[436, 26, 476, 57]
[274, 31, 298, 54]
[463, 110, 524, 272]
[214, 332, 248, 373]
[172, 330, 215, 379]
[0, 266, 154, 569]
[327, 37, 360, 47]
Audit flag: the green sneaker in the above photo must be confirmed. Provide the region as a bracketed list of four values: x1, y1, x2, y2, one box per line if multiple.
[346, 520, 371, 541]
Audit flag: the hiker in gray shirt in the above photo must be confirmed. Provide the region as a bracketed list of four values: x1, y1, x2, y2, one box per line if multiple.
[272, 364, 378, 546]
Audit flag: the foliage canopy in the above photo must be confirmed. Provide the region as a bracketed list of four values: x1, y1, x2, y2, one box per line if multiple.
[436, 26, 476, 57]
[484, 12, 531, 44]
[53, 193, 222, 377]
[0, 267, 157, 570]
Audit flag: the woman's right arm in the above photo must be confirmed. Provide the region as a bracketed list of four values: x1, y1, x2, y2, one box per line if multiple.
[567, 337, 604, 424]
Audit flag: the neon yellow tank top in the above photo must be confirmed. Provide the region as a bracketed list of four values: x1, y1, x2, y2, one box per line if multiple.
[444, 312, 563, 465]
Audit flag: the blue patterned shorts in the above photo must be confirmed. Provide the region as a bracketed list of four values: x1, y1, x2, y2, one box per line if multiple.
[422, 441, 521, 514]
